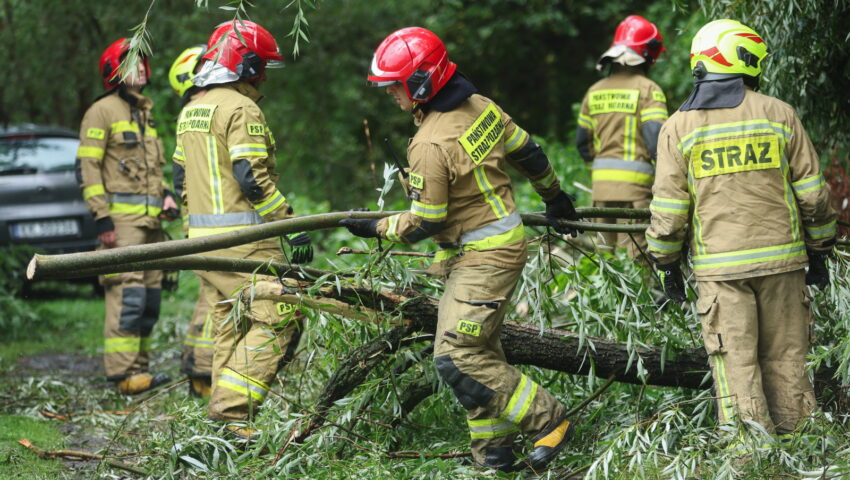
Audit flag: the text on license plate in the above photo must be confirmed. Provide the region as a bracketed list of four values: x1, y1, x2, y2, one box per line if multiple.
[11, 219, 80, 239]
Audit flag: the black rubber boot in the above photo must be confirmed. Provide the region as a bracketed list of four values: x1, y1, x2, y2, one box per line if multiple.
[527, 417, 574, 472]
[479, 446, 523, 473]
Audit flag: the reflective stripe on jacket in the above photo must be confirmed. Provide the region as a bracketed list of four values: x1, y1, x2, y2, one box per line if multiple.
[377, 94, 564, 273]
[174, 82, 294, 239]
[577, 69, 667, 202]
[646, 88, 837, 281]
[76, 90, 165, 227]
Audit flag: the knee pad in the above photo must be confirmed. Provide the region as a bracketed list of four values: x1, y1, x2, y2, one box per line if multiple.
[435, 354, 495, 410]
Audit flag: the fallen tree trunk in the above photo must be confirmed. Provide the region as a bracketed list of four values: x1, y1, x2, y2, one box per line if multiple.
[249, 279, 837, 391]
[26, 208, 649, 280]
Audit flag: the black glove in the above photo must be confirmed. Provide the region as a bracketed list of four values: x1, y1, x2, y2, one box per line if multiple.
[543, 190, 580, 237]
[657, 262, 687, 303]
[287, 232, 313, 264]
[339, 208, 380, 239]
[805, 251, 830, 289]
[339, 218, 380, 238]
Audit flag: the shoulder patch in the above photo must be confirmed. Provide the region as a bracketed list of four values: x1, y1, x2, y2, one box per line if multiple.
[458, 103, 505, 164]
[409, 172, 424, 189]
[247, 123, 265, 136]
[86, 128, 105, 140]
[652, 90, 667, 104]
[177, 104, 218, 134]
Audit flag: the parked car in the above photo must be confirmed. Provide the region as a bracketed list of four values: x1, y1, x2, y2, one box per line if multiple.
[0, 124, 98, 255]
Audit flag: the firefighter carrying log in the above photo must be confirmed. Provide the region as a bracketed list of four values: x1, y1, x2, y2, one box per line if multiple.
[340, 27, 581, 473]
[174, 20, 313, 439]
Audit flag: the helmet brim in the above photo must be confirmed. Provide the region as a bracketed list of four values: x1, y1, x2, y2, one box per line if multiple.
[266, 59, 285, 69]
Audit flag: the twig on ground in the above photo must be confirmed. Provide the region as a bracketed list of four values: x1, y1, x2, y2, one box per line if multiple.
[17, 439, 149, 476]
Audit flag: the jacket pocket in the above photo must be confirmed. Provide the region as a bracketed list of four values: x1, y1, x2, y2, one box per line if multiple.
[696, 294, 724, 355]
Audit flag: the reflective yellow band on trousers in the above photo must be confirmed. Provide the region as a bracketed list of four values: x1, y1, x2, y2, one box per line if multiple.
[217, 368, 270, 402]
[467, 417, 520, 439]
[500, 374, 537, 424]
[105, 336, 150, 354]
[83, 184, 105, 200]
[713, 354, 735, 422]
[692, 241, 806, 270]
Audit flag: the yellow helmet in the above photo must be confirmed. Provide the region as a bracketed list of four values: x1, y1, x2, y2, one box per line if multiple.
[690, 19, 768, 79]
[168, 45, 206, 98]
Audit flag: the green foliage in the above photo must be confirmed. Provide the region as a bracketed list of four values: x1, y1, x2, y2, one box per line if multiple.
[699, 0, 850, 152]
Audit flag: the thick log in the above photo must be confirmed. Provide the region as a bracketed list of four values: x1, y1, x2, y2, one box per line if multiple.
[26, 208, 650, 280]
[251, 280, 835, 391]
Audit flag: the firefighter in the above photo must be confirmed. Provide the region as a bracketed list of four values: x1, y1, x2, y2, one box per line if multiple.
[168, 45, 215, 398]
[174, 21, 313, 438]
[341, 27, 579, 473]
[646, 19, 837, 435]
[576, 15, 667, 259]
[76, 38, 176, 394]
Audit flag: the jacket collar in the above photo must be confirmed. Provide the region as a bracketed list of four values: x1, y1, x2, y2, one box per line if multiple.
[416, 72, 477, 117]
[679, 77, 746, 111]
[225, 81, 263, 103]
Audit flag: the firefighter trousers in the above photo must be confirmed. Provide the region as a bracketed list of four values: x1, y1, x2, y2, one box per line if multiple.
[181, 276, 215, 379]
[434, 263, 566, 465]
[592, 198, 650, 263]
[101, 223, 162, 380]
[199, 242, 301, 422]
[697, 269, 815, 434]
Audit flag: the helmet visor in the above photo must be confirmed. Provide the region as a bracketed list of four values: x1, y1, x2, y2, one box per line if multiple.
[367, 79, 400, 87]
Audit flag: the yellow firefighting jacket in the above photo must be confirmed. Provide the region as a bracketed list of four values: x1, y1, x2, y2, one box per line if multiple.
[577, 68, 668, 201]
[376, 94, 564, 273]
[76, 89, 165, 228]
[174, 81, 294, 242]
[646, 87, 837, 281]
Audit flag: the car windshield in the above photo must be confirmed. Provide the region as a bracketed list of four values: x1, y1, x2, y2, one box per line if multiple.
[0, 136, 79, 174]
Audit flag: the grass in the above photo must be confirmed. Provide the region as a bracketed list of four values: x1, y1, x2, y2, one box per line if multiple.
[0, 415, 66, 478]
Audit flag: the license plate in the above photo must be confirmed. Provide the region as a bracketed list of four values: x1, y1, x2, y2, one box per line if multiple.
[11, 218, 80, 239]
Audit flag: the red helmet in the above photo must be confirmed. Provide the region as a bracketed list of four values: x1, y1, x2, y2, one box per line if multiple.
[202, 20, 284, 81]
[611, 15, 665, 64]
[99, 38, 151, 90]
[368, 27, 457, 103]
